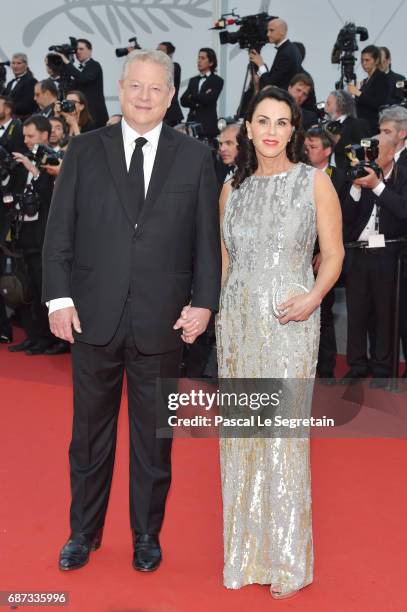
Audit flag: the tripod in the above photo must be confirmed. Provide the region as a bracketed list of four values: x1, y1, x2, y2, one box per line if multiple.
[236, 61, 258, 118]
[335, 52, 357, 90]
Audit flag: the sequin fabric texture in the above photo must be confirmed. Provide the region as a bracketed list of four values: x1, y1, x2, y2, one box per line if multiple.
[216, 163, 320, 595]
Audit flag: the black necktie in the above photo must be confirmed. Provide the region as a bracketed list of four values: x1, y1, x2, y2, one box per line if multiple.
[128, 137, 147, 223]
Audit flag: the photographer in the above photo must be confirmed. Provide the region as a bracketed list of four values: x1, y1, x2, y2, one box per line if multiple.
[34, 79, 58, 119]
[341, 134, 407, 386]
[180, 48, 224, 142]
[379, 106, 407, 168]
[55, 90, 95, 137]
[157, 42, 183, 126]
[325, 90, 370, 168]
[49, 116, 68, 151]
[249, 18, 302, 90]
[4, 53, 37, 120]
[7, 115, 62, 355]
[348, 45, 389, 134]
[216, 122, 240, 185]
[379, 47, 406, 106]
[53, 39, 108, 128]
[287, 73, 317, 130]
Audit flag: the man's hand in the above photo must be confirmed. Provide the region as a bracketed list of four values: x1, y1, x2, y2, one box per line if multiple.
[353, 166, 381, 190]
[248, 49, 265, 68]
[43, 162, 61, 177]
[12, 152, 38, 177]
[173, 305, 211, 344]
[49, 306, 82, 344]
[53, 52, 70, 65]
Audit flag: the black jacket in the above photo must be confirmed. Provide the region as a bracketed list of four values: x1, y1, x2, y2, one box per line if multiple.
[333, 116, 371, 169]
[0, 118, 26, 154]
[5, 73, 38, 120]
[385, 69, 406, 105]
[259, 40, 302, 90]
[60, 59, 108, 128]
[16, 170, 55, 251]
[396, 148, 407, 170]
[164, 61, 183, 126]
[180, 73, 224, 138]
[300, 107, 318, 131]
[42, 122, 221, 350]
[356, 69, 390, 134]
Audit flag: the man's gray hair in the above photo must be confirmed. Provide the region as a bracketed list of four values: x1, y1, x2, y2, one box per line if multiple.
[379, 105, 407, 130]
[12, 52, 28, 64]
[121, 49, 174, 87]
[329, 90, 357, 118]
[221, 122, 241, 133]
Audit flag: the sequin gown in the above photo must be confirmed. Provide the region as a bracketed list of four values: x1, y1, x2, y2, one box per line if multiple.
[216, 163, 320, 594]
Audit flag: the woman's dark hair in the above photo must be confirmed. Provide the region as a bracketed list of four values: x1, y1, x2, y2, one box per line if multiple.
[159, 41, 175, 55]
[199, 47, 217, 72]
[361, 45, 381, 65]
[67, 89, 93, 129]
[232, 86, 303, 189]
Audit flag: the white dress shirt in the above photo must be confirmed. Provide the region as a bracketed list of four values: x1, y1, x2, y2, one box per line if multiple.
[48, 118, 163, 314]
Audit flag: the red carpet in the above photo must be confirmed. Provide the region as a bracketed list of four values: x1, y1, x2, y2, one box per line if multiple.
[1, 336, 407, 612]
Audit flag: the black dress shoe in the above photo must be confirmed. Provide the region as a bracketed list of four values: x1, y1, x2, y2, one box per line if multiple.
[132, 533, 162, 572]
[339, 370, 369, 385]
[44, 341, 70, 355]
[8, 338, 35, 353]
[25, 340, 55, 356]
[0, 333, 12, 344]
[59, 529, 103, 571]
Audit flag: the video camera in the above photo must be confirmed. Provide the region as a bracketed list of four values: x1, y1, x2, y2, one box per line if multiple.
[212, 10, 276, 53]
[0, 60, 10, 91]
[27, 144, 64, 169]
[47, 37, 77, 72]
[0, 145, 19, 182]
[115, 36, 141, 58]
[345, 138, 381, 180]
[331, 22, 369, 89]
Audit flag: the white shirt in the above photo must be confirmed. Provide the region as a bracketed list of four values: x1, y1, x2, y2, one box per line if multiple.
[351, 166, 393, 241]
[48, 118, 163, 315]
[198, 71, 211, 92]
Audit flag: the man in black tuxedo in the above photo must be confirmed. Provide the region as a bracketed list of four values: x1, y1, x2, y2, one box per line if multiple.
[55, 39, 108, 127]
[325, 90, 371, 169]
[4, 53, 37, 120]
[34, 79, 58, 119]
[249, 18, 302, 91]
[305, 127, 349, 382]
[42, 49, 221, 572]
[340, 134, 407, 386]
[0, 95, 26, 156]
[180, 48, 224, 142]
[379, 47, 406, 105]
[287, 73, 317, 131]
[157, 42, 183, 126]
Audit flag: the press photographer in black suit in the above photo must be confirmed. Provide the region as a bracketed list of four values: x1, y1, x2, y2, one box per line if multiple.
[180, 48, 224, 141]
[42, 49, 220, 572]
[348, 45, 389, 134]
[54, 39, 108, 128]
[249, 18, 302, 91]
[157, 42, 183, 126]
[4, 53, 37, 120]
[305, 127, 348, 382]
[325, 90, 371, 169]
[379, 46, 406, 106]
[34, 79, 58, 119]
[340, 134, 407, 386]
[287, 73, 317, 131]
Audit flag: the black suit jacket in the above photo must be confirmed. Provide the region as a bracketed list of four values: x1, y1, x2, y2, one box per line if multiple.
[180, 73, 224, 138]
[0, 119, 26, 154]
[259, 40, 302, 90]
[164, 62, 183, 126]
[16, 170, 55, 251]
[42, 122, 221, 351]
[356, 70, 390, 134]
[333, 116, 371, 169]
[300, 107, 318, 131]
[5, 73, 38, 120]
[385, 69, 405, 105]
[397, 148, 407, 170]
[60, 59, 108, 127]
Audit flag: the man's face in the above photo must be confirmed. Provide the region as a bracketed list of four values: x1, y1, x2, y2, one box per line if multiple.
[119, 59, 174, 134]
[50, 120, 64, 146]
[304, 137, 331, 167]
[379, 120, 407, 149]
[75, 43, 92, 63]
[219, 127, 239, 165]
[325, 94, 338, 119]
[23, 124, 49, 150]
[0, 100, 11, 122]
[34, 84, 48, 110]
[377, 134, 397, 169]
[197, 51, 212, 74]
[11, 57, 26, 77]
[267, 20, 284, 45]
[380, 50, 391, 72]
[288, 82, 311, 107]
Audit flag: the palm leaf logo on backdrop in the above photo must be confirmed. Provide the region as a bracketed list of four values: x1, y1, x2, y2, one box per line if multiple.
[23, 0, 211, 46]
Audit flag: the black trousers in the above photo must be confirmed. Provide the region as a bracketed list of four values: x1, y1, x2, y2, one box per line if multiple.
[400, 278, 407, 363]
[69, 297, 182, 535]
[317, 287, 337, 375]
[345, 249, 396, 376]
[20, 251, 54, 343]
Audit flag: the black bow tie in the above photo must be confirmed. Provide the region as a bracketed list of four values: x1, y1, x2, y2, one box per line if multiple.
[0, 125, 5, 131]
[199, 75, 207, 79]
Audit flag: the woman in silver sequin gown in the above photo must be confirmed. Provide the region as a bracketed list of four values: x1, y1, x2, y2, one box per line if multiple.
[215, 88, 344, 599]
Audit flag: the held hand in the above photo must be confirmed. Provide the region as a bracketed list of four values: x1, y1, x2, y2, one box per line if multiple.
[12, 152, 37, 175]
[43, 162, 61, 177]
[352, 166, 381, 190]
[277, 292, 321, 325]
[347, 83, 361, 97]
[173, 305, 211, 344]
[248, 49, 264, 68]
[49, 306, 82, 344]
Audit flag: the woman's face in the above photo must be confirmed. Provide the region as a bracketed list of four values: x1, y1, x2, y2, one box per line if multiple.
[246, 98, 294, 160]
[361, 53, 377, 75]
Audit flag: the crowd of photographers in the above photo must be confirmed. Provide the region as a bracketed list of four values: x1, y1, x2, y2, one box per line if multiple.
[1, 17, 407, 385]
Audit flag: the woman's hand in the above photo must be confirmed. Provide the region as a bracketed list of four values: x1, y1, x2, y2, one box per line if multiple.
[276, 291, 321, 325]
[347, 83, 361, 97]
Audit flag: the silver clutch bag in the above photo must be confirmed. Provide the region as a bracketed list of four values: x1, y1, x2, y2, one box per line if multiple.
[271, 281, 309, 318]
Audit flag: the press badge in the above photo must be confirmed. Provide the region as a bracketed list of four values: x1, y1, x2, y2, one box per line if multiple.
[368, 234, 385, 248]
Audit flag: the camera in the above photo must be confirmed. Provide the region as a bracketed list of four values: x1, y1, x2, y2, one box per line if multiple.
[345, 138, 381, 180]
[0, 60, 10, 90]
[0, 145, 19, 181]
[28, 144, 64, 168]
[3, 186, 40, 220]
[331, 22, 369, 89]
[115, 36, 141, 58]
[315, 102, 343, 136]
[47, 37, 77, 74]
[213, 11, 276, 53]
[59, 99, 76, 113]
[396, 80, 407, 107]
